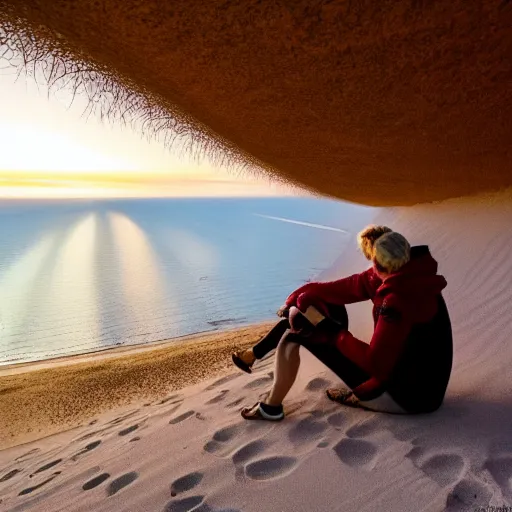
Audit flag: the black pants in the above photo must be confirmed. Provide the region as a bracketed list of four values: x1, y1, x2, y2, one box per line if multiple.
[253, 305, 371, 390]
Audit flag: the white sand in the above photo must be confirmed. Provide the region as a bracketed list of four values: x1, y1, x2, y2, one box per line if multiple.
[1, 189, 512, 511]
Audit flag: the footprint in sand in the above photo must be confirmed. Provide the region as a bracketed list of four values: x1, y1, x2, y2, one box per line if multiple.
[83, 472, 110, 491]
[72, 440, 102, 460]
[305, 377, 331, 392]
[483, 456, 512, 501]
[83, 440, 101, 451]
[213, 425, 243, 443]
[203, 441, 222, 454]
[169, 411, 195, 425]
[345, 418, 381, 439]
[333, 439, 378, 467]
[206, 390, 230, 405]
[231, 439, 271, 481]
[107, 472, 138, 496]
[317, 440, 330, 448]
[0, 469, 21, 482]
[130, 436, 141, 442]
[406, 444, 465, 487]
[232, 440, 268, 467]
[445, 476, 493, 511]
[30, 459, 62, 477]
[19, 472, 61, 496]
[288, 416, 328, 446]
[326, 411, 346, 429]
[170, 471, 203, 496]
[243, 377, 272, 390]
[14, 448, 39, 462]
[204, 424, 243, 454]
[419, 453, 465, 487]
[244, 456, 298, 481]
[164, 495, 205, 512]
[119, 424, 139, 436]
[405, 446, 425, 464]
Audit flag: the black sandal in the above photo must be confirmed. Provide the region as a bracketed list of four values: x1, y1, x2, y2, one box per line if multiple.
[231, 351, 254, 374]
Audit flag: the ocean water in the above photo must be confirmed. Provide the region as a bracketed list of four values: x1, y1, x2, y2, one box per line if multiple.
[0, 197, 375, 365]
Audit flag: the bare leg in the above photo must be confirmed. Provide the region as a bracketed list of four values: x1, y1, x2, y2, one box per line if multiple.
[266, 331, 301, 406]
[233, 319, 289, 373]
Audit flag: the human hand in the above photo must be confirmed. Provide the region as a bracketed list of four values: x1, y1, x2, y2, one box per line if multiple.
[285, 282, 316, 308]
[288, 306, 314, 336]
[276, 305, 289, 318]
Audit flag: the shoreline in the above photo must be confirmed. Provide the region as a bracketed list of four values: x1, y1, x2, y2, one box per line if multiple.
[0, 322, 275, 449]
[0, 321, 272, 377]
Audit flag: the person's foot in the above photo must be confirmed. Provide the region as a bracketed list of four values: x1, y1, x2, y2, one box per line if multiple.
[240, 348, 256, 365]
[241, 402, 284, 421]
[326, 387, 361, 408]
[231, 348, 256, 374]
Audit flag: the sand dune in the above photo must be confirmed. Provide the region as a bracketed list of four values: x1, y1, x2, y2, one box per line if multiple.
[1, 189, 512, 511]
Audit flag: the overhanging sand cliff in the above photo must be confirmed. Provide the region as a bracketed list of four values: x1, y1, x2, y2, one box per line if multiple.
[1, 1, 511, 205]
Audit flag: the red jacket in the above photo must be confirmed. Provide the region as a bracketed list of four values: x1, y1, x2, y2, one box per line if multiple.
[286, 246, 451, 409]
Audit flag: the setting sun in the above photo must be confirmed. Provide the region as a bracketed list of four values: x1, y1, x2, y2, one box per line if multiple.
[0, 71, 296, 198]
[0, 122, 137, 173]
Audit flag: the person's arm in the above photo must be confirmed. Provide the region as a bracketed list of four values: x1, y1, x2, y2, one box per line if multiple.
[336, 297, 412, 401]
[285, 267, 380, 309]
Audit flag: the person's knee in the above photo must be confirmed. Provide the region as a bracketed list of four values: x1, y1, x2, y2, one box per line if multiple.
[295, 293, 348, 329]
[288, 306, 315, 336]
[296, 292, 329, 317]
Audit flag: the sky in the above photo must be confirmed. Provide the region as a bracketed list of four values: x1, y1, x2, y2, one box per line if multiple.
[0, 66, 299, 199]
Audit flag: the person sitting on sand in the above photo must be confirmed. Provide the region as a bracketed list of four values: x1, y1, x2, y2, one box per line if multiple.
[232, 225, 453, 420]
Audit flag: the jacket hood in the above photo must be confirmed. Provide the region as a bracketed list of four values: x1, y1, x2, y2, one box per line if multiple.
[377, 246, 447, 303]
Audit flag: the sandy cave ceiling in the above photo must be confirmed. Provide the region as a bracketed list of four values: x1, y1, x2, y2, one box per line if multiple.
[0, 1, 511, 206]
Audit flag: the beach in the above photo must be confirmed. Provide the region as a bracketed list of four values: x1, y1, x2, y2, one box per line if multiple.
[1, 189, 512, 511]
[0, 323, 275, 449]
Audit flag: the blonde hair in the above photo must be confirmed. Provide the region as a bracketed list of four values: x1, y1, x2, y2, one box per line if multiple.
[373, 231, 411, 272]
[357, 225, 393, 260]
